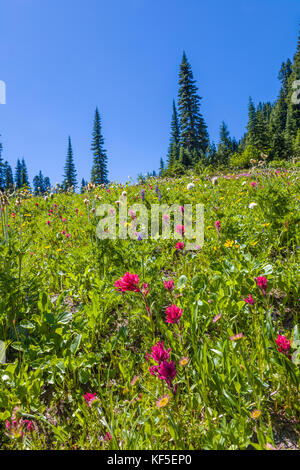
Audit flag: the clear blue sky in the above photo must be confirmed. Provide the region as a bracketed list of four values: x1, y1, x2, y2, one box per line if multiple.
[0, 0, 299, 185]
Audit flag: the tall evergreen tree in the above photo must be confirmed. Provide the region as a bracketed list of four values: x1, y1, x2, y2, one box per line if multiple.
[80, 178, 87, 193]
[15, 159, 23, 189]
[63, 136, 77, 190]
[159, 158, 164, 176]
[4, 161, 14, 190]
[21, 158, 30, 188]
[167, 100, 180, 167]
[178, 52, 208, 165]
[91, 108, 108, 185]
[217, 122, 232, 165]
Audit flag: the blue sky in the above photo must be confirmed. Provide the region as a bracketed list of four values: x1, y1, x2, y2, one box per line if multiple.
[0, 0, 299, 185]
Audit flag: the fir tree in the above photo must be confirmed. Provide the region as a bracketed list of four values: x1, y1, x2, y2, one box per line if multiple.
[15, 159, 23, 189]
[167, 100, 180, 167]
[217, 122, 232, 165]
[91, 108, 108, 185]
[285, 27, 300, 152]
[4, 161, 14, 190]
[159, 158, 164, 176]
[80, 178, 87, 193]
[178, 52, 208, 164]
[21, 158, 30, 188]
[63, 136, 77, 190]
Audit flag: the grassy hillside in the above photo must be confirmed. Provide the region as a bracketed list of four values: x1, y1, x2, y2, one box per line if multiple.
[0, 167, 299, 450]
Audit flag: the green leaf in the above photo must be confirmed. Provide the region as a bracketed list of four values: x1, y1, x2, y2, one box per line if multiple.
[70, 334, 82, 355]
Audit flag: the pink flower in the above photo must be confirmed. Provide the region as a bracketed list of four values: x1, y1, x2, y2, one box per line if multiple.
[179, 206, 184, 214]
[176, 241, 184, 250]
[61, 230, 66, 235]
[150, 341, 171, 364]
[256, 276, 268, 295]
[215, 220, 221, 232]
[165, 304, 182, 324]
[104, 431, 112, 441]
[175, 224, 185, 236]
[115, 272, 140, 292]
[212, 313, 221, 323]
[275, 334, 291, 357]
[142, 282, 149, 296]
[157, 360, 177, 387]
[244, 294, 255, 305]
[83, 393, 98, 406]
[12, 212, 16, 218]
[35, 203, 39, 207]
[251, 181, 258, 187]
[164, 279, 174, 291]
[149, 365, 159, 376]
[66, 233, 71, 239]
[129, 210, 136, 220]
[46, 220, 51, 225]
[162, 214, 170, 223]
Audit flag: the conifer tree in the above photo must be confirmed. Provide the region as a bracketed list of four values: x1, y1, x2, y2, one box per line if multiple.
[15, 159, 23, 189]
[159, 158, 164, 176]
[91, 108, 108, 185]
[167, 100, 180, 167]
[217, 122, 232, 165]
[4, 161, 14, 190]
[63, 136, 77, 190]
[285, 27, 300, 153]
[80, 178, 87, 193]
[178, 52, 209, 164]
[21, 158, 30, 188]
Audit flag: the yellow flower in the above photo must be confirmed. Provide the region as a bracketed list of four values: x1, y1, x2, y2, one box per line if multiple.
[251, 409, 261, 420]
[262, 223, 270, 227]
[156, 394, 169, 409]
[179, 357, 189, 366]
[251, 241, 258, 246]
[45, 245, 50, 249]
[224, 240, 234, 248]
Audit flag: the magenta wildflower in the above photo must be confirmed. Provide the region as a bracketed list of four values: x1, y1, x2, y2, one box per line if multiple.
[83, 392, 98, 406]
[114, 272, 140, 293]
[256, 276, 268, 295]
[150, 341, 171, 364]
[164, 279, 174, 291]
[275, 334, 291, 357]
[176, 241, 184, 250]
[165, 304, 182, 324]
[244, 294, 255, 305]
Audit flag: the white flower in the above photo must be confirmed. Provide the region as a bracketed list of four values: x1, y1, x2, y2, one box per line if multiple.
[249, 202, 257, 209]
[122, 191, 127, 197]
[242, 181, 247, 186]
[211, 177, 218, 185]
[167, 187, 171, 191]
[187, 183, 195, 190]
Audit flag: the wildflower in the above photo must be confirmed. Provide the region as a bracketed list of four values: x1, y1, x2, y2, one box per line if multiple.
[46, 220, 51, 225]
[104, 431, 112, 441]
[179, 205, 184, 214]
[131, 376, 138, 386]
[142, 282, 149, 296]
[175, 224, 185, 236]
[61, 230, 66, 235]
[150, 341, 171, 364]
[83, 392, 98, 406]
[230, 333, 244, 341]
[215, 220, 221, 232]
[251, 409, 261, 420]
[176, 241, 184, 250]
[179, 357, 189, 366]
[224, 239, 234, 248]
[129, 210, 136, 220]
[115, 272, 140, 292]
[165, 304, 182, 324]
[256, 276, 267, 295]
[141, 189, 145, 201]
[275, 334, 291, 356]
[164, 279, 174, 291]
[212, 313, 221, 323]
[187, 183, 195, 190]
[249, 202, 257, 209]
[11, 212, 16, 218]
[149, 365, 159, 376]
[157, 360, 177, 387]
[162, 214, 170, 223]
[244, 294, 255, 305]
[265, 443, 276, 450]
[156, 394, 169, 408]
[251, 181, 258, 187]
[66, 233, 71, 239]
